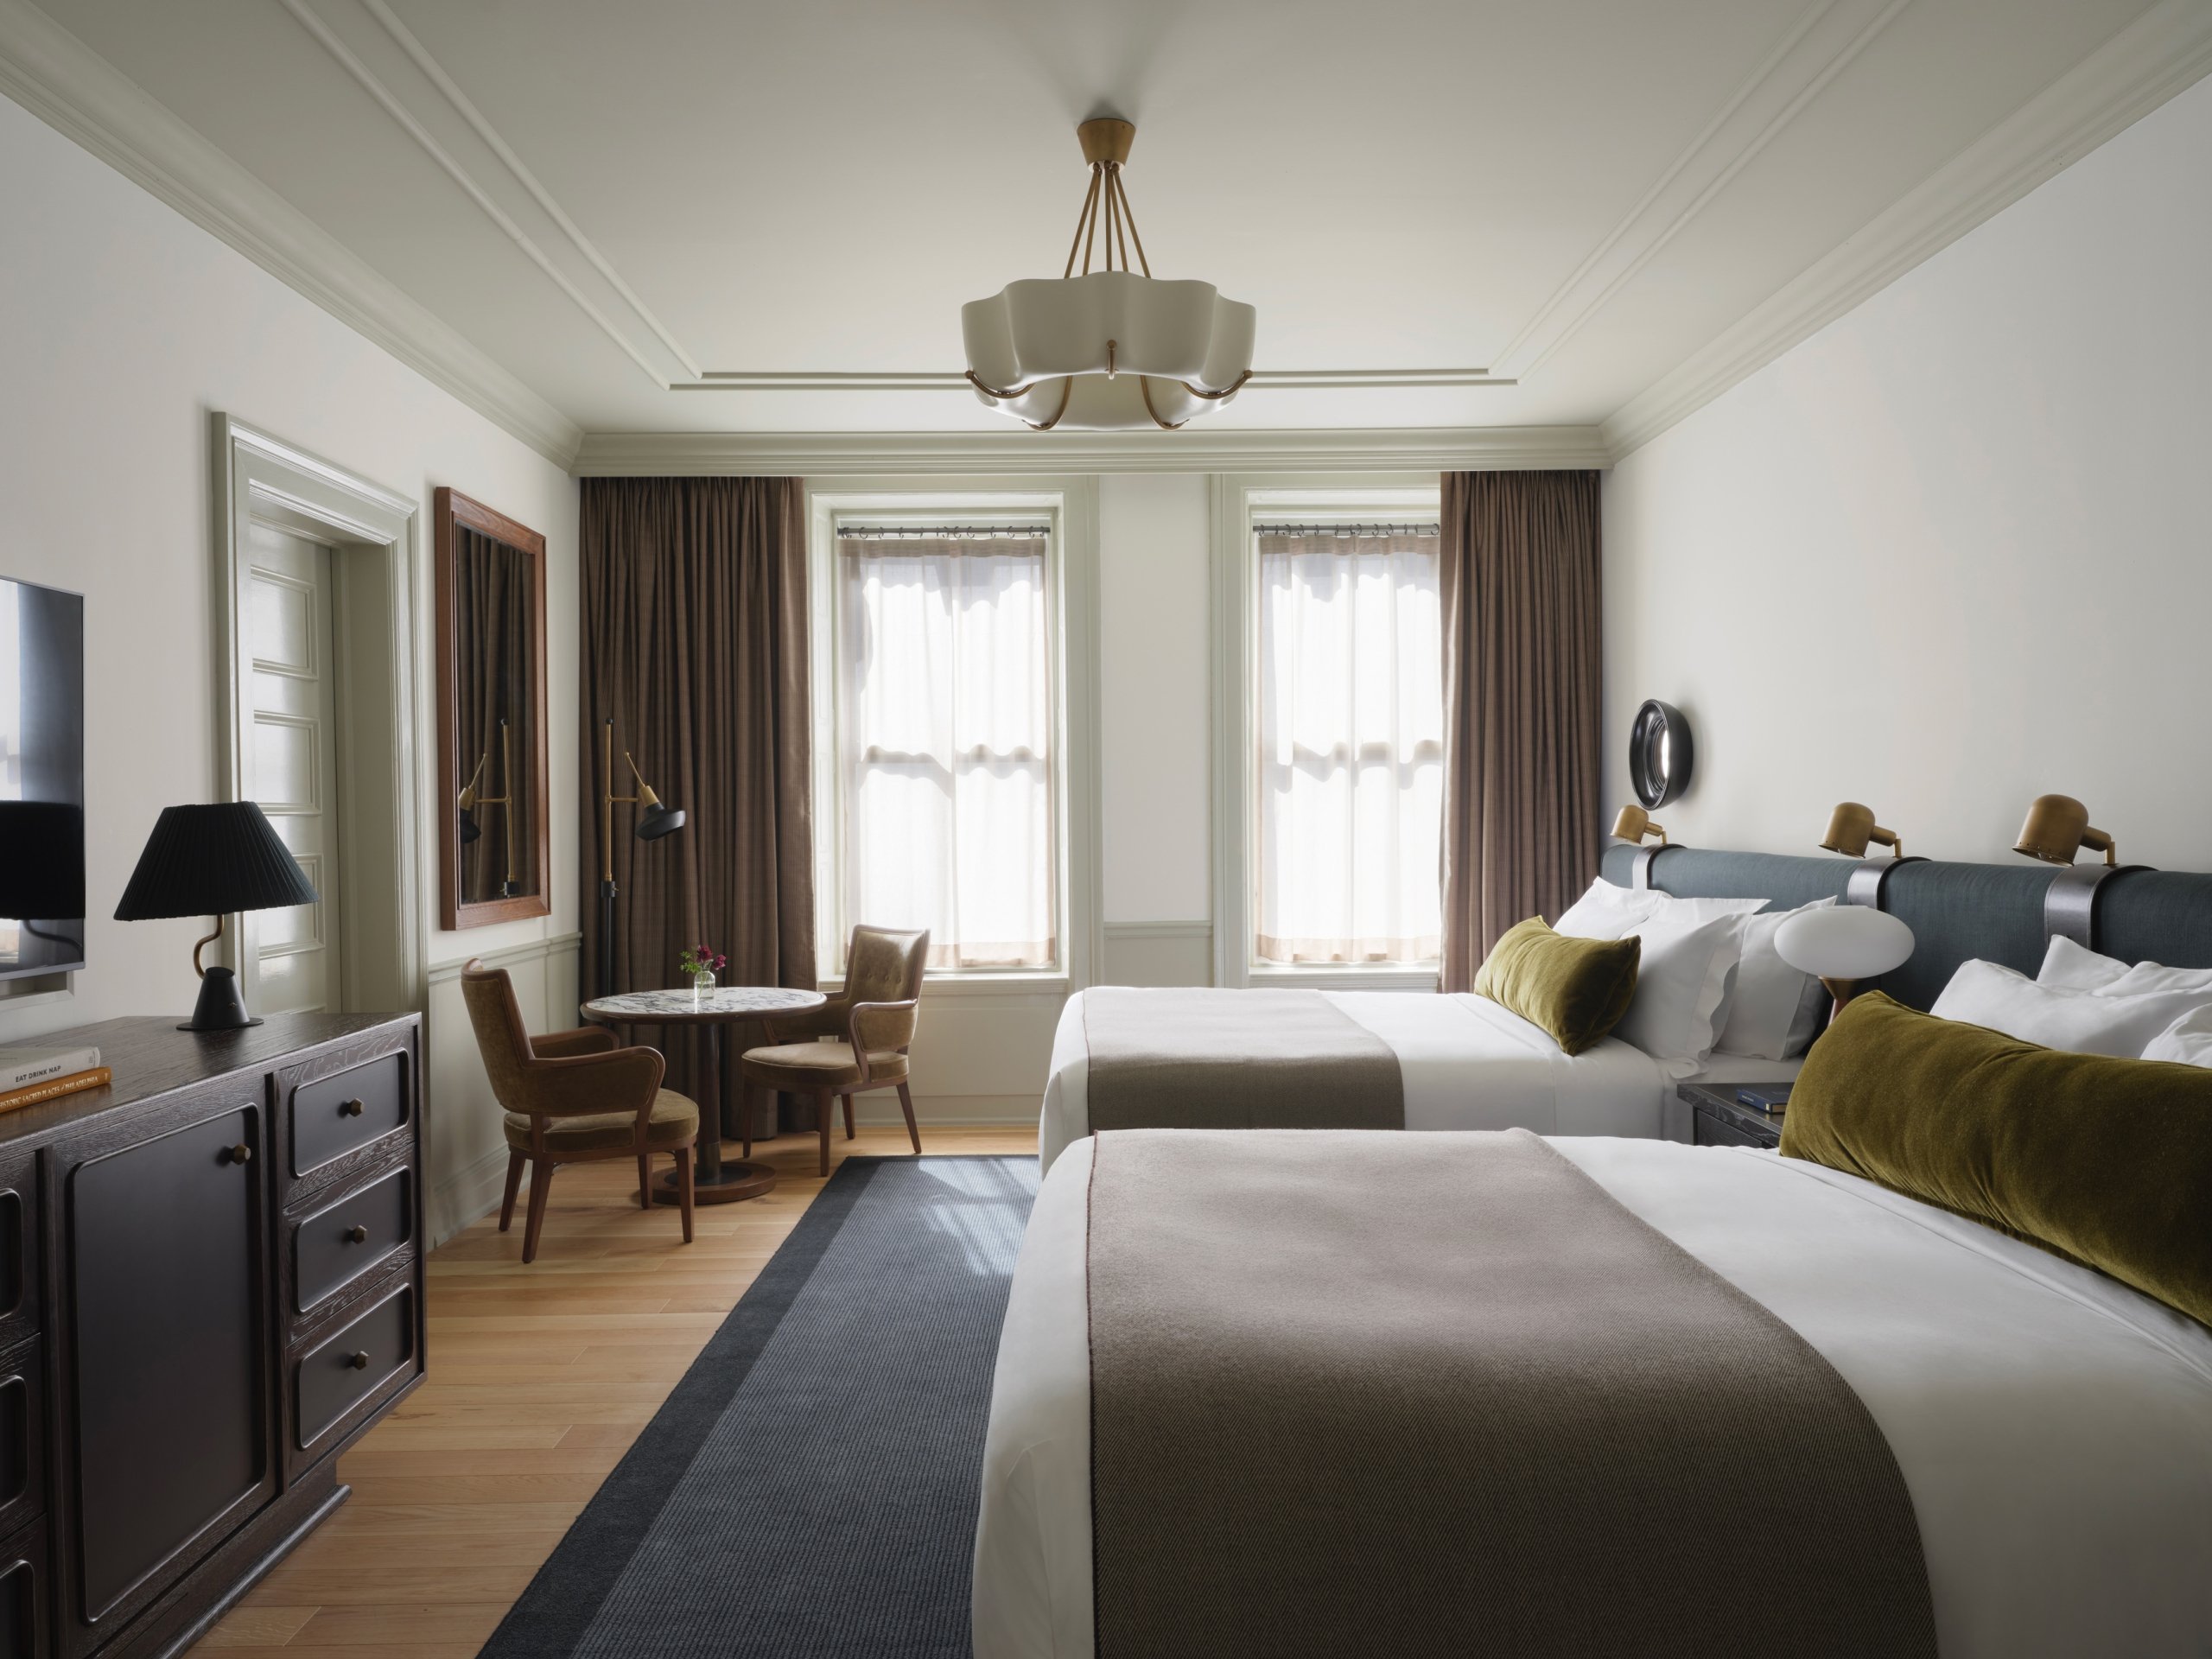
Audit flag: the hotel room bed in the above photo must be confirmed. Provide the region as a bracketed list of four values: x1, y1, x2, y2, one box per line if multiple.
[1037, 988, 1797, 1171]
[974, 1131, 2212, 1659]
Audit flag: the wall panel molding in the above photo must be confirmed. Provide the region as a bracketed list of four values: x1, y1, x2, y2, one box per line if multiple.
[1603, 0, 2212, 458]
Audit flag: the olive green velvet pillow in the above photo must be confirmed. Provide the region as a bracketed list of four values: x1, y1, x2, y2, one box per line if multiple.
[1783, 992, 2212, 1328]
[1473, 918, 1641, 1056]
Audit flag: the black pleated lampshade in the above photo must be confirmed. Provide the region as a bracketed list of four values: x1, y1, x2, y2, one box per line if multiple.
[114, 803, 320, 921]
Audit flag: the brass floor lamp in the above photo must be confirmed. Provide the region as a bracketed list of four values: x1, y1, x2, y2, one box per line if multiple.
[599, 717, 686, 999]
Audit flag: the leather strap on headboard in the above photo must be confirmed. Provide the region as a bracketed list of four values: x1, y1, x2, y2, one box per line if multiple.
[1593, 843, 2212, 1010]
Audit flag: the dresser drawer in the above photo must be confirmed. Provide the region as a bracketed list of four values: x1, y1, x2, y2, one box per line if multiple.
[290, 1169, 412, 1316]
[0, 1341, 41, 1546]
[0, 1152, 37, 1356]
[0, 1517, 45, 1659]
[295, 1282, 415, 1454]
[289, 1052, 409, 1178]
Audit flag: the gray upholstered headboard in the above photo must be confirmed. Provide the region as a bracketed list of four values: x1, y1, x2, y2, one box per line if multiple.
[1596, 844, 2212, 1011]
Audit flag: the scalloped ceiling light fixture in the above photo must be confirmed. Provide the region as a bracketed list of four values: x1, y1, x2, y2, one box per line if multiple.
[963, 118, 1256, 432]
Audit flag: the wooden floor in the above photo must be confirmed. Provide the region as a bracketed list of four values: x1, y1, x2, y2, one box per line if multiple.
[199, 1123, 1039, 1658]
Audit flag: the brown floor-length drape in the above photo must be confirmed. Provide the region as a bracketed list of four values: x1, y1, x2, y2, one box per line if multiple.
[1439, 470, 1604, 992]
[580, 477, 813, 1135]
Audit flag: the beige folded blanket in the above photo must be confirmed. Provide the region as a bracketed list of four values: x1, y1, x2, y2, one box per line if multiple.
[1081, 987, 1403, 1135]
[1086, 1128, 1936, 1658]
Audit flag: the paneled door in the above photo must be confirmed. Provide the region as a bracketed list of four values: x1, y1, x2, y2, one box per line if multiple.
[246, 521, 344, 1015]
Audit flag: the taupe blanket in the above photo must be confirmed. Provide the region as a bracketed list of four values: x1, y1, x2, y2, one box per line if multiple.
[1081, 988, 1403, 1135]
[1087, 1128, 1936, 1658]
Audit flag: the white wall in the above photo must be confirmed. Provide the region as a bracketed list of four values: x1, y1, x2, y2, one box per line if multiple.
[1604, 74, 2212, 872]
[1097, 474, 1212, 984]
[0, 92, 579, 1240]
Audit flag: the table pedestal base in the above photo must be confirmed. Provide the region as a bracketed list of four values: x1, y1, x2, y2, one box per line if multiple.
[652, 1158, 777, 1205]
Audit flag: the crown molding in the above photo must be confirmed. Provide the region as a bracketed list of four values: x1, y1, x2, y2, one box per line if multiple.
[0, 0, 583, 467]
[1602, 0, 2212, 461]
[1495, 0, 1909, 381]
[572, 424, 1613, 477]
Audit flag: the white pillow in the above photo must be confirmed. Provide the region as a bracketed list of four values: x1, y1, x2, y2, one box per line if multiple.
[1612, 910, 1751, 1078]
[1554, 878, 1764, 940]
[1716, 898, 1838, 1062]
[2037, 934, 2212, 999]
[1553, 878, 1663, 940]
[1930, 959, 2212, 1057]
[2036, 935, 2130, 990]
[2142, 1005, 2212, 1067]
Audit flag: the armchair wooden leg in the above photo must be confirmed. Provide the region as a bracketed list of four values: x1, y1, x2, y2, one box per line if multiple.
[521, 1160, 554, 1265]
[896, 1080, 921, 1155]
[675, 1147, 696, 1244]
[637, 1154, 652, 1210]
[499, 1151, 525, 1232]
[816, 1087, 834, 1177]
[842, 1093, 856, 1141]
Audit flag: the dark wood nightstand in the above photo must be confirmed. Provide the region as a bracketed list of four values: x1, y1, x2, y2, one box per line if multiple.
[1679, 1082, 1789, 1149]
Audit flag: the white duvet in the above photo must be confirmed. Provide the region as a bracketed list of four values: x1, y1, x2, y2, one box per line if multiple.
[974, 1135, 2212, 1659]
[1039, 988, 1795, 1172]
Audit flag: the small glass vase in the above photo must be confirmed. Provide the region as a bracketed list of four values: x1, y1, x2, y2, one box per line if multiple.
[690, 969, 716, 1006]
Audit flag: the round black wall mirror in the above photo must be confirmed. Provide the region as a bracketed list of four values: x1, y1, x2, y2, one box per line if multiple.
[1629, 699, 1692, 809]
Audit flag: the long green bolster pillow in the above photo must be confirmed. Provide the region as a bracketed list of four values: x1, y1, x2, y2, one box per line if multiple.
[1473, 918, 1641, 1056]
[1783, 991, 2212, 1328]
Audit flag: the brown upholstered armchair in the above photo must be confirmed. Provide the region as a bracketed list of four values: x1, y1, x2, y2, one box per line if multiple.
[460, 958, 699, 1262]
[740, 925, 929, 1176]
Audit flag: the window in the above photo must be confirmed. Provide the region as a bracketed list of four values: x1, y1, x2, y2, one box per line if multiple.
[1250, 519, 1444, 965]
[833, 523, 1058, 972]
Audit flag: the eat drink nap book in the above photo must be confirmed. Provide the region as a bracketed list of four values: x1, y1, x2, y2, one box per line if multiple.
[0, 1045, 101, 1092]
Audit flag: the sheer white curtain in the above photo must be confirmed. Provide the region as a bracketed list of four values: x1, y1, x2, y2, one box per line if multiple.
[838, 531, 1057, 970]
[1254, 527, 1443, 963]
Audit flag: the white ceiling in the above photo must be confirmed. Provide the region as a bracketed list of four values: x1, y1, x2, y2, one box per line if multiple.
[12, 0, 2205, 454]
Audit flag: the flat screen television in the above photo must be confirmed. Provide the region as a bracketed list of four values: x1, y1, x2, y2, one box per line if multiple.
[0, 576, 86, 981]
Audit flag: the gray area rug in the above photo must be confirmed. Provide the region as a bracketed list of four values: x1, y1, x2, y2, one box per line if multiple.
[476, 1154, 1039, 1658]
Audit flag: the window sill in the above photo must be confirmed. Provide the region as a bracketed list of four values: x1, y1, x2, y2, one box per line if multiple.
[1247, 965, 1441, 994]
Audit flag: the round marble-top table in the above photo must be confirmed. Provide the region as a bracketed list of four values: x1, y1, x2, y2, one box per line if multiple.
[580, 986, 827, 1205]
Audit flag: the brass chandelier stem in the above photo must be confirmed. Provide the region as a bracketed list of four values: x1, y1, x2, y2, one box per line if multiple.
[1062, 166, 1101, 279]
[1110, 166, 1151, 276]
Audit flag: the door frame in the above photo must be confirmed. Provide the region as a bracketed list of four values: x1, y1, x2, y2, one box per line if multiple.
[212, 415, 423, 1016]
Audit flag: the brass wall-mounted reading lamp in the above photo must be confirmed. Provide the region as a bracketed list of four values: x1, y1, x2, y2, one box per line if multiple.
[1820, 802, 1903, 861]
[456, 718, 520, 896]
[598, 717, 687, 999]
[1611, 805, 1666, 845]
[2013, 793, 2118, 867]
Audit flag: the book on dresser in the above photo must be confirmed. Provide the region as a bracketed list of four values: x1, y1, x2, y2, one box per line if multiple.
[0, 1046, 101, 1091]
[0, 1011, 425, 1659]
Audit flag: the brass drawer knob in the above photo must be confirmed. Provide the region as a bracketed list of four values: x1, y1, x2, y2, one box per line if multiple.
[346, 1224, 370, 1243]
[347, 1351, 371, 1370]
[226, 1143, 252, 1165]
[340, 1098, 365, 1118]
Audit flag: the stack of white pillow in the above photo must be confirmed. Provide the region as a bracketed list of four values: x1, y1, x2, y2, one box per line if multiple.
[1929, 938, 2212, 1065]
[1552, 879, 1839, 1076]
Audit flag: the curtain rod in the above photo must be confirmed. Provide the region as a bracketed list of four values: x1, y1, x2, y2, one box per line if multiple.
[836, 524, 1051, 540]
[1255, 522, 1440, 537]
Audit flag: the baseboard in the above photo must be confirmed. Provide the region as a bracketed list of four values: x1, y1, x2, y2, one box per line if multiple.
[429, 1143, 515, 1247]
[849, 1094, 1040, 1127]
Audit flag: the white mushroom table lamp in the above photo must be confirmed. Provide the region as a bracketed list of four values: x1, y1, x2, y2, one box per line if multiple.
[1776, 905, 1916, 1014]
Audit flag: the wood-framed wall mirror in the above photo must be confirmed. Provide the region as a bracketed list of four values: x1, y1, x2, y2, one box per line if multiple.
[435, 487, 550, 929]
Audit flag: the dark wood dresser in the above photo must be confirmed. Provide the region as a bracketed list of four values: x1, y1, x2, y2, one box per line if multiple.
[0, 1013, 423, 1659]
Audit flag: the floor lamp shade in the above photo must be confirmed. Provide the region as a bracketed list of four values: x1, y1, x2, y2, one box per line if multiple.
[115, 803, 320, 1031]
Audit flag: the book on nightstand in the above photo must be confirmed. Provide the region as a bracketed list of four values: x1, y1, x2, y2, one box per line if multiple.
[1735, 1084, 1793, 1115]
